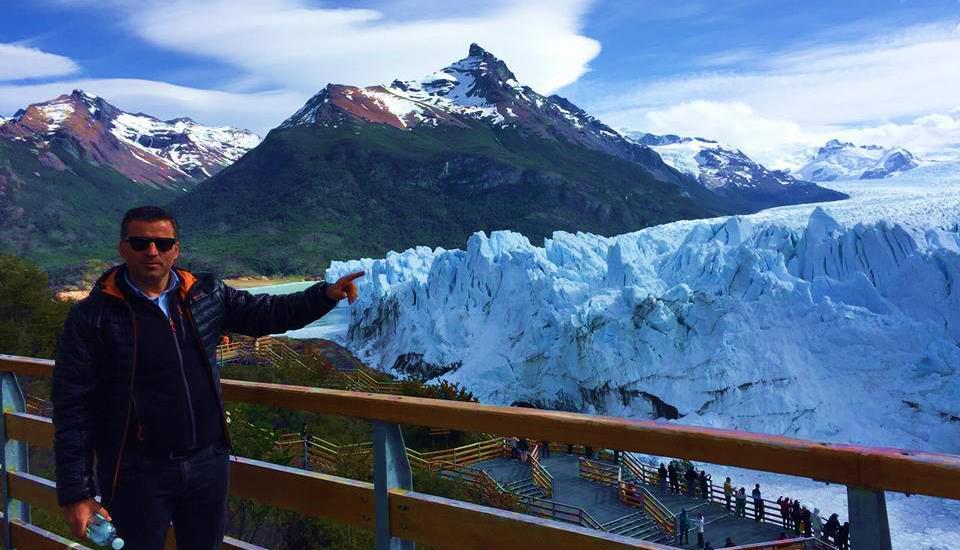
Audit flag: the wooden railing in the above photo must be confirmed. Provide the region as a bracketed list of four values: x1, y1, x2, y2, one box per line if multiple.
[618, 482, 675, 536]
[5, 353, 960, 549]
[525, 497, 604, 531]
[232, 336, 406, 395]
[529, 444, 554, 497]
[580, 457, 619, 486]
[725, 537, 829, 550]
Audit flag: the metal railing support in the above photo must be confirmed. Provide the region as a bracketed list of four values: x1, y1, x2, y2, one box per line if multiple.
[0, 372, 29, 550]
[373, 421, 414, 550]
[846, 485, 891, 550]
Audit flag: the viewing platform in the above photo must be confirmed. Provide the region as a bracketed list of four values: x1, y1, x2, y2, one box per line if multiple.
[3, 351, 960, 549]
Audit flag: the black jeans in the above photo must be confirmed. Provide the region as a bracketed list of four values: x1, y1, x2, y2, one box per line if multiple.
[97, 440, 231, 550]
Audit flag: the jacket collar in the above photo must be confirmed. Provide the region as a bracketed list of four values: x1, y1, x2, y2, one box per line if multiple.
[96, 265, 198, 302]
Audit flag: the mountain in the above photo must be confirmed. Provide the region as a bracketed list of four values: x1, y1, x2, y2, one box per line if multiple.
[797, 139, 919, 181]
[173, 44, 842, 276]
[626, 132, 846, 209]
[0, 91, 259, 281]
[0, 90, 260, 186]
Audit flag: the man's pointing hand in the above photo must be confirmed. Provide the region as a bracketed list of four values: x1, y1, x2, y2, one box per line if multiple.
[325, 271, 365, 304]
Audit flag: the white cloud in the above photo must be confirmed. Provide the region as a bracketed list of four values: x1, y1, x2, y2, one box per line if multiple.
[590, 21, 960, 163]
[123, 0, 600, 95]
[1, 0, 598, 134]
[0, 79, 302, 134]
[629, 100, 960, 170]
[0, 43, 80, 81]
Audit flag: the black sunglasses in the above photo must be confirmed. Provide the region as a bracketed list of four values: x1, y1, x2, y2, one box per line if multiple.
[125, 237, 178, 252]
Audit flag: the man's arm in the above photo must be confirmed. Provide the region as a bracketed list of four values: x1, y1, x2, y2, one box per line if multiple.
[222, 272, 363, 336]
[51, 304, 100, 507]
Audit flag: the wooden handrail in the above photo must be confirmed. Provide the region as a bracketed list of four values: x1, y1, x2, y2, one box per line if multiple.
[529, 444, 554, 497]
[4, 353, 960, 500]
[7, 412, 670, 549]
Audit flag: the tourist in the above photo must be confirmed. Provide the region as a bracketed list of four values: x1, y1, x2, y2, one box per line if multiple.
[801, 506, 812, 537]
[52, 206, 359, 548]
[540, 440, 550, 458]
[735, 488, 747, 518]
[685, 466, 698, 497]
[791, 500, 802, 536]
[518, 438, 530, 464]
[811, 508, 824, 538]
[752, 484, 764, 522]
[509, 437, 519, 459]
[723, 477, 733, 510]
[658, 463, 668, 494]
[823, 513, 840, 542]
[668, 463, 679, 493]
[696, 512, 705, 548]
[699, 470, 710, 501]
[677, 508, 690, 545]
[778, 497, 790, 528]
[837, 521, 850, 550]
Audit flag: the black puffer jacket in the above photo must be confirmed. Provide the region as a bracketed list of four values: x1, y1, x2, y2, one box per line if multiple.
[52, 265, 336, 506]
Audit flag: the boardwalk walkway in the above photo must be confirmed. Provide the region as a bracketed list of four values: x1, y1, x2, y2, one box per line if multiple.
[477, 454, 785, 549]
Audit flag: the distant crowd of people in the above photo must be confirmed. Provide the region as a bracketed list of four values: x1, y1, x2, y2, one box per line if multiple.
[653, 462, 851, 549]
[502, 443, 852, 549]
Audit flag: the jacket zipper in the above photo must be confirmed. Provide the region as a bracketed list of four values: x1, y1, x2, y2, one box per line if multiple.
[182, 289, 235, 454]
[170, 313, 198, 450]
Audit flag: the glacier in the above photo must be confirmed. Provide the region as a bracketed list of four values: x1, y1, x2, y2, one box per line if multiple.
[323, 163, 960, 455]
[270, 163, 960, 549]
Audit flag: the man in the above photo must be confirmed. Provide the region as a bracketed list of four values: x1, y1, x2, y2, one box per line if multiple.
[53, 206, 364, 549]
[667, 462, 678, 493]
[735, 488, 747, 518]
[752, 483, 765, 522]
[676, 508, 689, 545]
[723, 477, 733, 511]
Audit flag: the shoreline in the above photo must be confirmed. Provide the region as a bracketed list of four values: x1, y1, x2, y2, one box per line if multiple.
[222, 275, 314, 289]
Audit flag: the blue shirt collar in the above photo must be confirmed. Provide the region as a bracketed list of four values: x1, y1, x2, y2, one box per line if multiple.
[123, 267, 181, 318]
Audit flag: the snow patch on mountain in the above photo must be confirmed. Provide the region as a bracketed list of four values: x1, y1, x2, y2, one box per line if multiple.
[1, 90, 260, 183]
[798, 139, 920, 181]
[324, 169, 960, 457]
[33, 98, 75, 132]
[111, 112, 261, 177]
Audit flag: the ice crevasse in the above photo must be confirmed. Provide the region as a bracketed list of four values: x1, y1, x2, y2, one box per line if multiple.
[326, 208, 960, 453]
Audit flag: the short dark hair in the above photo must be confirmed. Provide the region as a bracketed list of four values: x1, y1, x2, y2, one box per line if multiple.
[120, 206, 179, 239]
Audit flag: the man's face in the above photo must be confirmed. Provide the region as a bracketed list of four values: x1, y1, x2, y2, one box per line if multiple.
[118, 219, 180, 284]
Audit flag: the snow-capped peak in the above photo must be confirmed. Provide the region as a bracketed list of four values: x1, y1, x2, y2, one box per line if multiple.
[798, 140, 920, 181]
[1, 90, 261, 185]
[626, 131, 809, 193]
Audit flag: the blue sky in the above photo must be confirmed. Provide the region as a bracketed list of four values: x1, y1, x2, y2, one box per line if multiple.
[2, 0, 959, 166]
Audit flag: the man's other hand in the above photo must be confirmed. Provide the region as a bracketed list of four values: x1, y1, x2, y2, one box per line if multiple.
[325, 271, 365, 304]
[63, 497, 111, 538]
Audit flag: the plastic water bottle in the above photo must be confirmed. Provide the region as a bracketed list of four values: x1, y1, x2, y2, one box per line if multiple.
[86, 511, 125, 549]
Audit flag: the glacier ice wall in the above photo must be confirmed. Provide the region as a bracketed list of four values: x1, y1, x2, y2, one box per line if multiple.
[326, 207, 960, 453]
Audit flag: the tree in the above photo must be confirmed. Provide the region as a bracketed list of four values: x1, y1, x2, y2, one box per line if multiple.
[0, 254, 71, 358]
